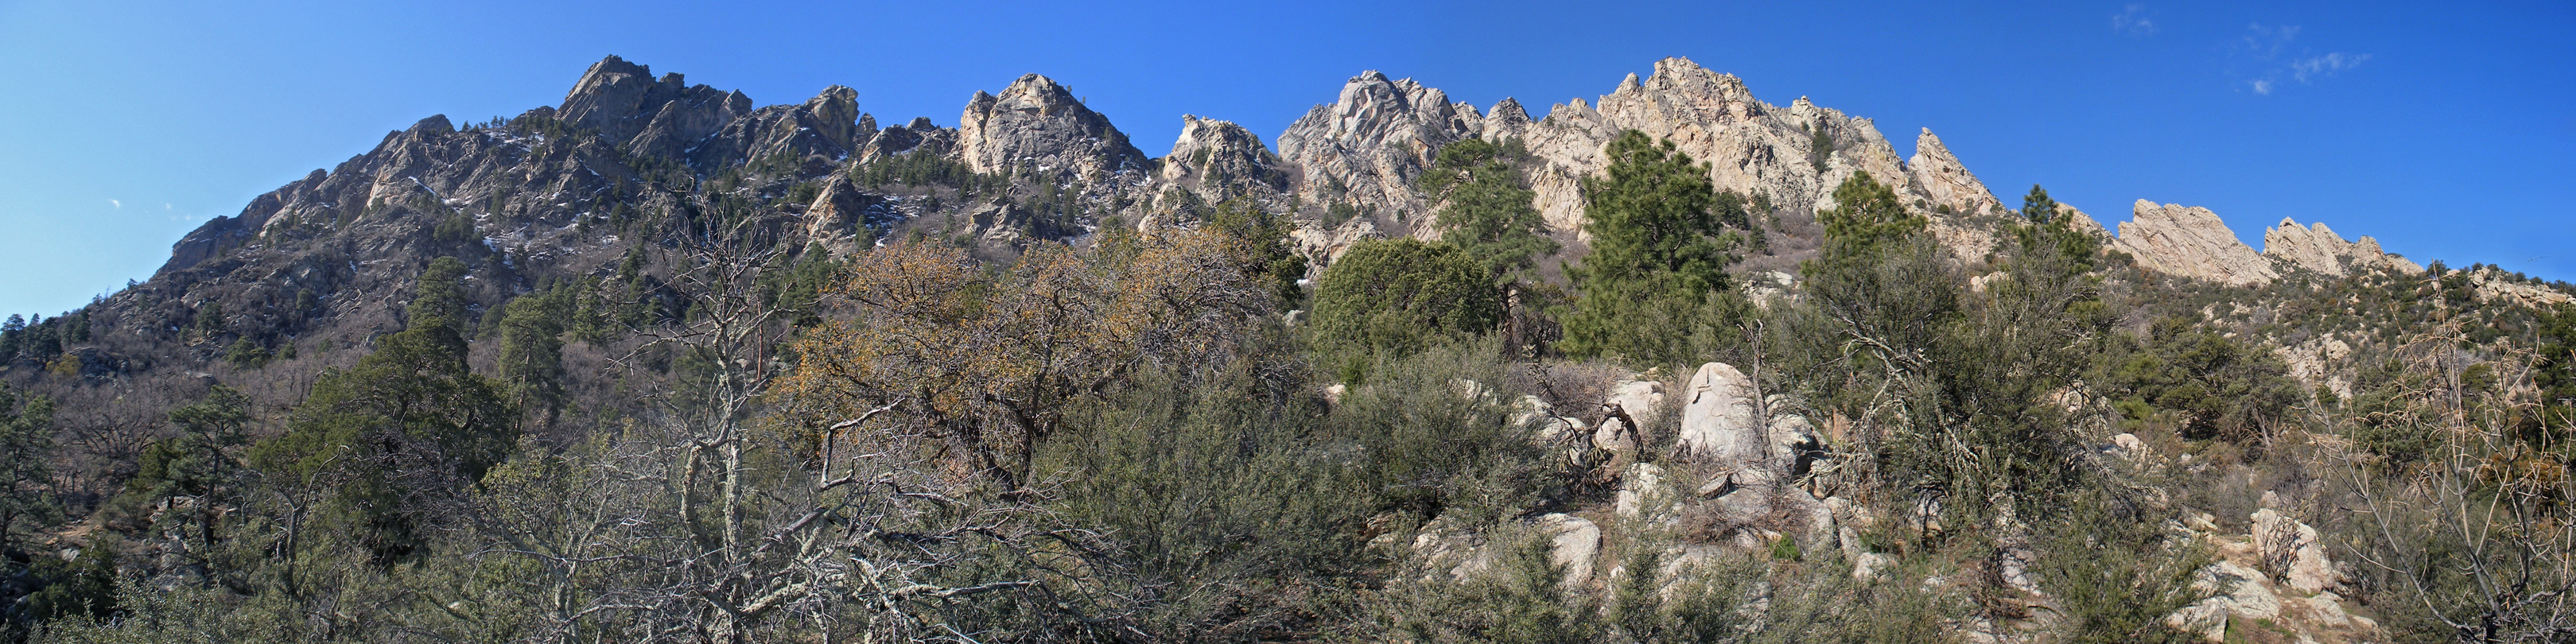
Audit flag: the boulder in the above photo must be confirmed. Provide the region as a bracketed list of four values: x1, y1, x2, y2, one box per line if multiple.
[2253, 508, 2342, 594]
[1538, 514, 1603, 588]
[1616, 462, 1673, 520]
[1606, 378, 1669, 429]
[1766, 413, 1824, 476]
[1675, 363, 1762, 465]
[2199, 560, 2284, 619]
[1593, 417, 1638, 452]
[1513, 395, 1582, 444]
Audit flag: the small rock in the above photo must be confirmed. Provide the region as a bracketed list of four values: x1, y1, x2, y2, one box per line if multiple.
[1616, 463, 1671, 520]
[1852, 552, 1898, 582]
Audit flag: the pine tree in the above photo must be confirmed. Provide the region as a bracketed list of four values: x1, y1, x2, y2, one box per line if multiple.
[1424, 138, 1557, 285]
[1560, 130, 1744, 364]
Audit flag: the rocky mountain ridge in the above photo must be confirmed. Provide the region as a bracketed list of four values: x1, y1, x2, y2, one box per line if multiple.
[84, 53, 2553, 413]
[146, 54, 2500, 308]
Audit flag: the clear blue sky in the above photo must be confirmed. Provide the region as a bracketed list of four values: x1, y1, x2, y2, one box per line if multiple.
[2, 0, 2570, 316]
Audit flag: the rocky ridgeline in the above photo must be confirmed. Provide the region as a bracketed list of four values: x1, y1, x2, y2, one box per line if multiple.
[2075, 199, 2434, 288]
[81, 53, 2566, 410]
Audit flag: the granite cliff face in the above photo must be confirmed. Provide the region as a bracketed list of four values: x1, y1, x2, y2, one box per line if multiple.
[555, 56, 756, 162]
[1906, 129, 2000, 217]
[2262, 218, 2423, 276]
[1274, 71, 1486, 223]
[2112, 200, 2280, 286]
[957, 74, 1149, 185]
[1509, 58, 1916, 235]
[1160, 114, 1292, 204]
[1279, 57, 1991, 267]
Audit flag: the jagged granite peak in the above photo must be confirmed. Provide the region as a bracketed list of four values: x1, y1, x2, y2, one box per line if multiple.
[853, 116, 958, 166]
[558, 56, 753, 158]
[1483, 98, 1534, 142]
[1906, 128, 2001, 216]
[2113, 200, 2279, 286]
[956, 73, 1148, 182]
[1513, 56, 1917, 241]
[686, 84, 861, 170]
[1160, 114, 1291, 203]
[2262, 217, 2424, 276]
[1275, 70, 1486, 221]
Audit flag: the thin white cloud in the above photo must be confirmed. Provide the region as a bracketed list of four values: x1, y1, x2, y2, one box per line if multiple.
[2231, 23, 2367, 95]
[2291, 52, 2370, 82]
[2112, 4, 2157, 37]
[107, 199, 120, 209]
[2239, 23, 2301, 58]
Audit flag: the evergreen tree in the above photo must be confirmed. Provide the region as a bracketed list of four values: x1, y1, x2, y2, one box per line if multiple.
[496, 288, 569, 420]
[1206, 199, 1307, 306]
[1424, 138, 1557, 285]
[1560, 130, 1745, 365]
[0, 384, 56, 564]
[249, 258, 511, 562]
[406, 257, 470, 335]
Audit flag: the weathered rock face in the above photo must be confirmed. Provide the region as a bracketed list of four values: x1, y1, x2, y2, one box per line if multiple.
[1158, 114, 1292, 204]
[2262, 217, 2423, 276]
[556, 56, 754, 161]
[2057, 203, 2106, 236]
[957, 74, 1148, 184]
[2465, 266, 2575, 308]
[802, 175, 902, 254]
[1906, 128, 2001, 216]
[852, 116, 959, 167]
[2112, 200, 2279, 285]
[686, 86, 863, 169]
[1275, 71, 1484, 223]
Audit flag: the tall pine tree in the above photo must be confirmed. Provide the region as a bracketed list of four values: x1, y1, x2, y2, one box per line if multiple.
[1560, 130, 1745, 365]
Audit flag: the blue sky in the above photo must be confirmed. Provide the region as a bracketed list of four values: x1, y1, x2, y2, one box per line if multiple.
[2, 0, 2570, 316]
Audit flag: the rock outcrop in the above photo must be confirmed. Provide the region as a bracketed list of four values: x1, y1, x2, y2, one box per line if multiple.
[1906, 128, 2001, 216]
[1158, 114, 1292, 204]
[556, 56, 755, 161]
[2112, 200, 2279, 285]
[2262, 217, 2423, 276]
[2465, 266, 2574, 308]
[957, 74, 1148, 184]
[1275, 71, 1485, 223]
[686, 85, 864, 169]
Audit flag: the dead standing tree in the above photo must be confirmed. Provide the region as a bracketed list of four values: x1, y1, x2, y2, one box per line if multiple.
[2341, 324, 2576, 643]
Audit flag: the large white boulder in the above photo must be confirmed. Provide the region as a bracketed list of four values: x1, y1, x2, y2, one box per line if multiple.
[1676, 363, 1763, 465]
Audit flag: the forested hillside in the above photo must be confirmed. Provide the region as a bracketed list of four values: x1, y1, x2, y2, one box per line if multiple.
[3, 56, 2574, 643]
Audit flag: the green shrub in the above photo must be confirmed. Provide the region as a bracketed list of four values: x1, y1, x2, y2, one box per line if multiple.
[1307, 239, 1500, 378]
